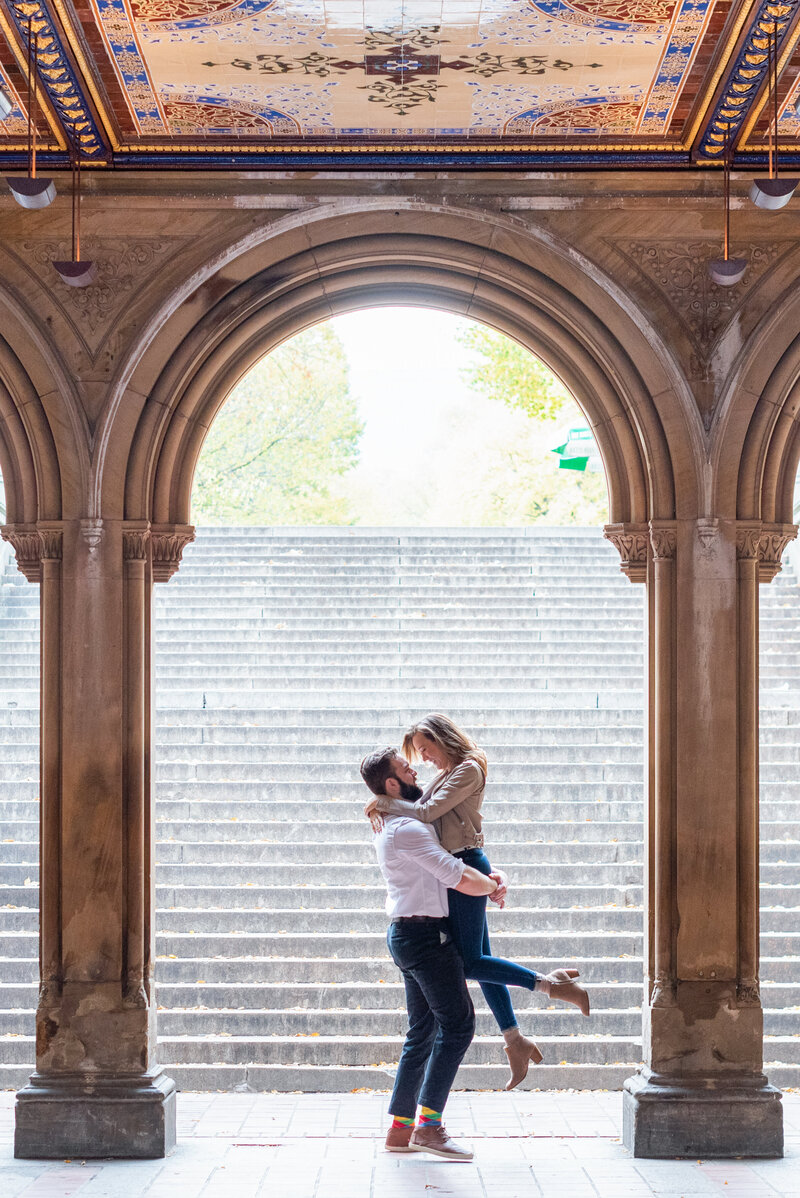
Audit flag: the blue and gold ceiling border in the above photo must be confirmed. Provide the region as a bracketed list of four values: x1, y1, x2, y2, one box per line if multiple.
[1, 0, 107, 158]
[697, 0, 800, 158]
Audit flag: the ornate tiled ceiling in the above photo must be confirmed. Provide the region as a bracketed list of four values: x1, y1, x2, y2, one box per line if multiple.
[0, 0, 799, 167]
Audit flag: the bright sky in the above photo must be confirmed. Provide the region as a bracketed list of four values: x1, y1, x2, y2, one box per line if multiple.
[330, 307, 478, 470]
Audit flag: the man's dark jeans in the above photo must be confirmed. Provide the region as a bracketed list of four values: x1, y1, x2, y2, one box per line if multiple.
[386, 918, 475, 1119]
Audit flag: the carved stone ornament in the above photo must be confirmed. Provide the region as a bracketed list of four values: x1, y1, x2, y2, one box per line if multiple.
[613, 239, 792, 360]
[603, 523, 649, 584]
[651, 971, 676, 1008]
[38, 525, 63, 562]
[122, 524, 151, 562]
[696, 517, 719, 554]
[758, 523, 798, 582]
[80, 519, 103, 550]
[735, 524, 762, 561]
[649, 522, 677, 561]
[737, 979, 761, 1007]
[1, 524, 42, 582]
[6, 238, 176, 358]
[150, 524, 196, 582]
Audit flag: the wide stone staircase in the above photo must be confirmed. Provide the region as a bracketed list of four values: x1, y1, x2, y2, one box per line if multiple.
[0, 527, 798, 1091]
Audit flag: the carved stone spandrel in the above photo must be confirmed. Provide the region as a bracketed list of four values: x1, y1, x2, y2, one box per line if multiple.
[612, 240, 792, 363]
[5, 238, 176, 360]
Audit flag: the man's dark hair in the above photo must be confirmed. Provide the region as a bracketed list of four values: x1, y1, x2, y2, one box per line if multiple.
[360, 747, 400, 796]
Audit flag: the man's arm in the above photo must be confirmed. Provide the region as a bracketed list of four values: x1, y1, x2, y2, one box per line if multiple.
[372, 761, 482, 824]
[454, 864, 499, 898]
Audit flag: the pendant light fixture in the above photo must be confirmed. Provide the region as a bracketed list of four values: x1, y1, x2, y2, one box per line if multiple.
[5, 17, 55, 209]
[53, 145, 95, 287]
[0, 88, 12, 121]
[709, 123, 747, 285]
[750, 18, 797, 209]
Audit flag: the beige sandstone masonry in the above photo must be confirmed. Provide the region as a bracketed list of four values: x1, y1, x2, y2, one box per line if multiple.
[1, 172, 799, 1157]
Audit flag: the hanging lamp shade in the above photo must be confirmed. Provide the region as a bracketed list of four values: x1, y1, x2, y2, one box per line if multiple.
[0, 89, 11, 120]
[708, 256, 748, 286]
[52, 259, 96, 288]
[749, 176, 798, 209]
[750, 20, 795, 211]
[7, 20, 55, 209]
[5, 175, 56, 208]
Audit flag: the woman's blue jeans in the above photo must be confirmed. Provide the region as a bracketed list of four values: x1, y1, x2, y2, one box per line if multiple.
[447, 846, 539, 1033]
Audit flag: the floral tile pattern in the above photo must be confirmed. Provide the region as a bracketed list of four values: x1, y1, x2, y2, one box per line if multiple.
[84, 0, 716, 140]
[0, 0, 799, 164]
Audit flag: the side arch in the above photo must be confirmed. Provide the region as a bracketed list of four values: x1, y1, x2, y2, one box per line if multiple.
[734, 327, 800, 527]
[0, 332, 62, 526]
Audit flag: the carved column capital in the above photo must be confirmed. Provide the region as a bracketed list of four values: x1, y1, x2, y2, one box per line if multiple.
[603, 522, 649, 584]
[38, 524, 63, 562]
[649, 521, 677, 561]
[1, 523, 42, 582]
[150, 523, 195, 582]
[758, 523, 798, 582]
[735, 523, 762, 561]
[122, 522, 151, 562]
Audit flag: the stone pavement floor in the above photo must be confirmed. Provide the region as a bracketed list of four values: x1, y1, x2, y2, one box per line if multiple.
[0, 1090, 799, 1198]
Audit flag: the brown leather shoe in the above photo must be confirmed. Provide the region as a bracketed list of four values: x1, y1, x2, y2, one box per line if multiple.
[385, 1123, 414, 1152]
[409, 1124, 474, 1161]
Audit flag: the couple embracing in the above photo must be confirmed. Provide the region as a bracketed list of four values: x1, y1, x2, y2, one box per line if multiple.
[360, 713, 590, 1162]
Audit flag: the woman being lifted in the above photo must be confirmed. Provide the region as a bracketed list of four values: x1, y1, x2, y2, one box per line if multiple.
[365, 712, 590, 1090]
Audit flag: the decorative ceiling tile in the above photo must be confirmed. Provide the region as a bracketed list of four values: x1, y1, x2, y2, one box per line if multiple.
[1, 0, 799, 166]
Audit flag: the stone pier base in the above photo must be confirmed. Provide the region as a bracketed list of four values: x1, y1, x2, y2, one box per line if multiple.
[623, 1071, 784, 1159]
[14, 1070, 177, 1159]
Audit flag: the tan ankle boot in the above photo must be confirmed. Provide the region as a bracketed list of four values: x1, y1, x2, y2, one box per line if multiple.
[503, 1033, 544, 1090]
[538, 968, 590, 1017]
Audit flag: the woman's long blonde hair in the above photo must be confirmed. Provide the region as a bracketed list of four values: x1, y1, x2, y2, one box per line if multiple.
[402, 713, 488, 778]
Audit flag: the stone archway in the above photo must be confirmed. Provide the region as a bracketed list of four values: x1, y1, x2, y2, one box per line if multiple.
[1, 200, 796, 1159]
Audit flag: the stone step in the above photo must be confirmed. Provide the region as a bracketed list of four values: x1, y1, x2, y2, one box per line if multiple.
[0, 929, 648, 958]
[0, 839, 646, 865]
[0, 1054, 643, 1093]
[0, 860, 646, 886]
[0, 707, 651, 726]
[0, 907, 646, 934]
[155, 1034, 644, 1068]
[0, 739, 648, 762]
[0, 954, 646, 984]
[0, 882, 644, 911]
[0, 819, 648, 842]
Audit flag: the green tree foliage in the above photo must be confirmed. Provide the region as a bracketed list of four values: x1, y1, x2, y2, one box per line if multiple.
[455, 323, 608, 525]
[458, 323, 572, 420]
[191, 325, 363, 525]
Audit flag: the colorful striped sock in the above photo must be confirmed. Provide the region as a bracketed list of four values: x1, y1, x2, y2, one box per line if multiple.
[392, 1116, 415, 1129]
[418, 1106, 443, 1126]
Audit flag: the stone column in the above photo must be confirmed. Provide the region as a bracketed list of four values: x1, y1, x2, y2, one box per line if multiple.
[6, 518, 195, 1159]
[606, 518, 792, 1158]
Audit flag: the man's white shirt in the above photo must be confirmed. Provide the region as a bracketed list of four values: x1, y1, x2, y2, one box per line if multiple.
[374, 814, 466, 918]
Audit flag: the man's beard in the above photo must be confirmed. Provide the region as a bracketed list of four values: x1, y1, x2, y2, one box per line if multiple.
[398, 780, 423, 801]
